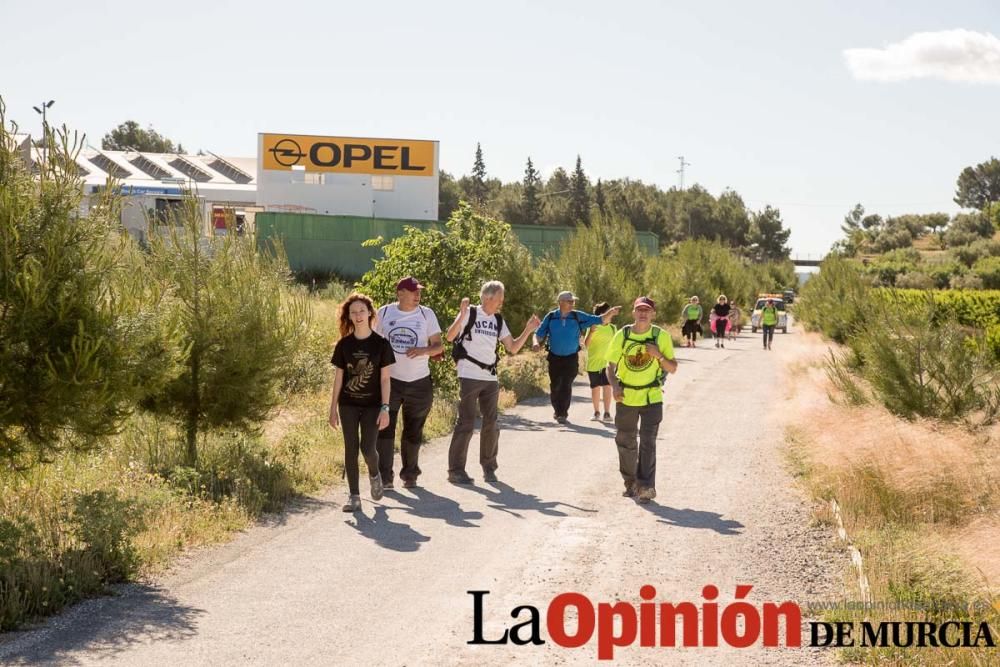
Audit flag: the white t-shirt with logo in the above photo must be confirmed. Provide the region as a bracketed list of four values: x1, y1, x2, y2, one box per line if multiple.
[454, 305, 512, 382]
[375, 304, 442, 383]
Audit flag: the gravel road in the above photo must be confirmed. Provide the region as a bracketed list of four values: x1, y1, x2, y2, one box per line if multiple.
[0, 328, 847, 666]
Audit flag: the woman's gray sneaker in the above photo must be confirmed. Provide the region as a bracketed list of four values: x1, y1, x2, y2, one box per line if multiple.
[370, 474, 384, 501]
[342, 495, 362, 512]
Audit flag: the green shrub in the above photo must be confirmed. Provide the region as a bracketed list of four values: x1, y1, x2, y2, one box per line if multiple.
[972, 256, 1000, 289]
[949, 273, 984, 290]
[553, 216, 646, 326]
[895, 272, 934, 289]
[853, 296, 1000, 423]
[796, 255, 871, 344]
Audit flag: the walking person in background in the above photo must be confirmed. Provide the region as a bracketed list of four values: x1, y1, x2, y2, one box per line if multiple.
[583, 302, 618, 421]
[329, 293, 396, 513]
[711, 294, 731, 349]
[533, 291, 620, 424]
[761, 298, 778, 350]
[728, 305, 741, 341]
[374, 277, 443, 490]
[606, 296, 678, 504]
[446, 281, 540, 484]
[680, 296, 703, 348]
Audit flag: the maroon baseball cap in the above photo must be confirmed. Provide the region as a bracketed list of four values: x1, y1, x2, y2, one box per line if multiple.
[633, 296, 656, 310]
[395, 276, 424, 291]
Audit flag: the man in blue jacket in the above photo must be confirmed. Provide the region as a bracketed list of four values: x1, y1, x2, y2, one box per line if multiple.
[532, 291, 620, 424]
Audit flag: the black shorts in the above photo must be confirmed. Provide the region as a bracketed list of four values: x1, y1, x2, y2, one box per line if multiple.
[588, 370, 610, 388]
[682, 320, 702, 336]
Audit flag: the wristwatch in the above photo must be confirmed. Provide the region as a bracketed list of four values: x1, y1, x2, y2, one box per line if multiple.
[379, 404, 390, 412]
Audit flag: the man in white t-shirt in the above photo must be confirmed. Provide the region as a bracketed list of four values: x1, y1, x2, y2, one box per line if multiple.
[374, 276, 444, 490]
[445, 280, 540, 484]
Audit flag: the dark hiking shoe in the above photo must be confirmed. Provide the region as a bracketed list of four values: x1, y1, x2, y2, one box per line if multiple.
[448, 471, 474, 484]
[637, 487, 657, 503]
[370, 474, 384, 501]
[342, 495, 361, 512]
[483, 470, 498, 483]
[622, 485, 637, 498]
[382, 480, 395, 491]
[556, 416, 569, 425]
[402, 478, 417, 489]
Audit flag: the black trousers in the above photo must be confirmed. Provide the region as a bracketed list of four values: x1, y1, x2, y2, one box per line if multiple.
[548, 352, 578, 419]
[339, 403, 380, 496]
[376, 375, 434, 483]
[714, 318, 728, 339]
[762, 324, 775, 347]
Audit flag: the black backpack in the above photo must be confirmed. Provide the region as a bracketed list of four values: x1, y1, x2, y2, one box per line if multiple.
[615, 325, 667, 390]
[537, 309, 587, 352]
[451, 306, 505, 375]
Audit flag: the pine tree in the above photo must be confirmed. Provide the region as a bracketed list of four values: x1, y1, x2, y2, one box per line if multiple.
[747, 205, 792, 262]
[594, 179, 607, 219]
[471, 143, 488, 207]
[569, 155, 591, 225]
[0, 102, 178, 467]
[143, 198, 309, 465]
[522, 157, 543, 225]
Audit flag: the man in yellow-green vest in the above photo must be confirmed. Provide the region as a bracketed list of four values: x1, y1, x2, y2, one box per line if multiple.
[761, 298, 778, 351]
[605, 296, 678, 504]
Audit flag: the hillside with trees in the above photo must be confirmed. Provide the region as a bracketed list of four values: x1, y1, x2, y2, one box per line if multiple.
[439, 146, 792, 261]
[830, 156, 1000, 289]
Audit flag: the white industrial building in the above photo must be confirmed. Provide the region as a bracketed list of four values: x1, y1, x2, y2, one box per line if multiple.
[18, 134, 259, 244]
[14, 130, 440, 242]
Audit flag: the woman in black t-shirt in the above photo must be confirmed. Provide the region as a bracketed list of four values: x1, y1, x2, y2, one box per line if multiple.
[329, 293, 396, 512]
[712, 295, 731, 349]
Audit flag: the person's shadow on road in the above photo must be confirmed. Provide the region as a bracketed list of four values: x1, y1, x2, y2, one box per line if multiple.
[467, 481, 598, 519]
[387, 487, 484, 528]
[638, 504, 744, 535]
[346, 505, 432, 552]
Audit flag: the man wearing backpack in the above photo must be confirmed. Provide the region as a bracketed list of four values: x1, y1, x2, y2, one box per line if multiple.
[605, 296, 678, 504]
[373, 277, 444, 490]
[445, 280, 541, 484]
[532, 291, 621, 424]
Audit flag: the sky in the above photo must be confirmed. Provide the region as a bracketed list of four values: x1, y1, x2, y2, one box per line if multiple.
[3, 0, 999, 256]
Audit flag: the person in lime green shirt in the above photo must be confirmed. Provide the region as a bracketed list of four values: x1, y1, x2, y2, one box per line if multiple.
[761, 298, 778, 350]
[584, 302, 618, 421]
[680, 296, 703, 348]
[605, 296, 678, 504]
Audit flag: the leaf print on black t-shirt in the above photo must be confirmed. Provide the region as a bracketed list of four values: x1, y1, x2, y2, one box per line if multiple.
[346, 357, 374, 393]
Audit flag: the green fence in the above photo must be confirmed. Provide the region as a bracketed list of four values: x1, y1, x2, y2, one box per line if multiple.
[256, 212, 659, 278]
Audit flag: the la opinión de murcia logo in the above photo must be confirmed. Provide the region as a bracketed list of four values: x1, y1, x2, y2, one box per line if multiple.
[467, 586, 997, 660]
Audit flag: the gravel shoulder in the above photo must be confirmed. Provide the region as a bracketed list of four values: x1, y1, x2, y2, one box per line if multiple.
[0, 328, 849, 666]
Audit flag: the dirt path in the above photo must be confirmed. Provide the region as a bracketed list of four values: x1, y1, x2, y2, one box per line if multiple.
[1, 328, 847, 666]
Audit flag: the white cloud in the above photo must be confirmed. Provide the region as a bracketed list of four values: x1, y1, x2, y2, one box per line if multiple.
[844, 29, 1000, 83]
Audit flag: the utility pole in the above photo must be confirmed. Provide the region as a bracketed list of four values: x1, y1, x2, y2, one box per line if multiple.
[677, 156, 692, 237]
[676, 155, 690, 191]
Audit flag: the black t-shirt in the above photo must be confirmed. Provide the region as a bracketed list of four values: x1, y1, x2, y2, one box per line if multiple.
[331, 332, 395, 406]
[713, 303, 731, 317]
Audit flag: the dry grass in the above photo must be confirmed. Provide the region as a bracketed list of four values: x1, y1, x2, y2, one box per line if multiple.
[780, 330, 1000, 664]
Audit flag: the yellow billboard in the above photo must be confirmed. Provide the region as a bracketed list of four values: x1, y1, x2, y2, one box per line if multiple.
[260, 133, 437, 176]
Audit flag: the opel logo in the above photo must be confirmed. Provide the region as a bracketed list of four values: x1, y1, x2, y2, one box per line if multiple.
[269, 138, 305, 167]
